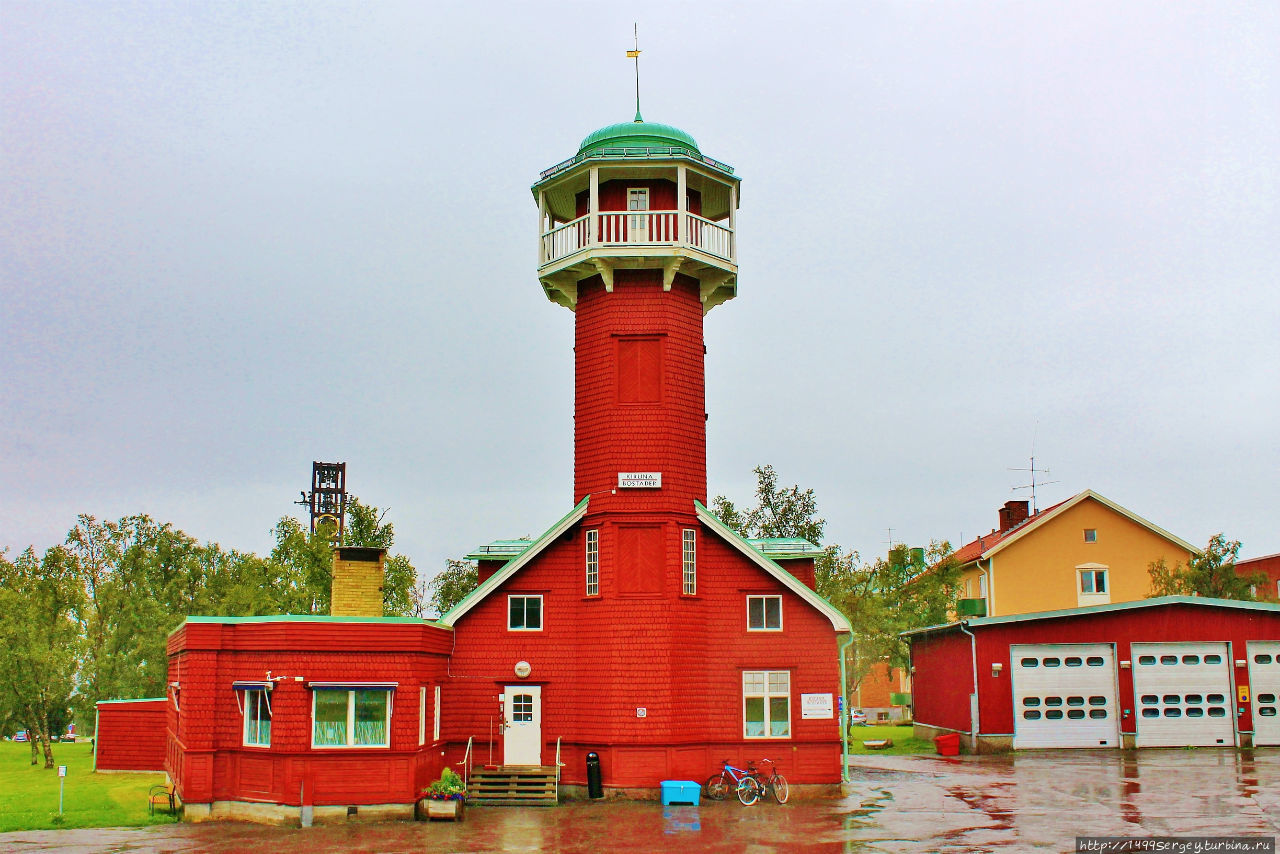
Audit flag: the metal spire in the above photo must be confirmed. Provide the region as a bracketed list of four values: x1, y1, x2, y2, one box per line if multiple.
[627, 24, 642, 122]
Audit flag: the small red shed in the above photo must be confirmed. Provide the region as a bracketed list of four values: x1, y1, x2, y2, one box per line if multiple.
[95, 698, 168, 772]
[907, 595, 1280, 752]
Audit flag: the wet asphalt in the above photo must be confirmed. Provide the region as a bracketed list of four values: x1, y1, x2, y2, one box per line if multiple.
[2, 750, 1276, 853]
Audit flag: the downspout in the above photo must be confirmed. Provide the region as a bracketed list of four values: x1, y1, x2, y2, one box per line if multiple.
[978, 556, 994, 616]
[958, 621, 979, 751]
[838, 632, 854, 783]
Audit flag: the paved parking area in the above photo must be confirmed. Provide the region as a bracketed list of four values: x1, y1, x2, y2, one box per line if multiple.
[3, 750, 1276, 852]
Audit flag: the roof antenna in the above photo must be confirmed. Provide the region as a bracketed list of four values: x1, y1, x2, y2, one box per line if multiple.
[627, 23, 643, 122]
[1008, 424, 1059, 513]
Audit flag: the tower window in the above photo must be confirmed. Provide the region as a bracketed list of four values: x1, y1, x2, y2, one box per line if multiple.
[585, 529, 599, 596]
[682, 529, 696, 595]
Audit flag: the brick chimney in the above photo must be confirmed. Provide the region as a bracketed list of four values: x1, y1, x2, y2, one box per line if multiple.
[331, 547, 387, 617]
[998, 500, 1030, 532]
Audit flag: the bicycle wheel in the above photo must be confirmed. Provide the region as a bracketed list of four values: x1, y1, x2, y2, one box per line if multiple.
[704, 773, 730, 801]
[736, 775, 761, 806]
[770, 773, 789, 804]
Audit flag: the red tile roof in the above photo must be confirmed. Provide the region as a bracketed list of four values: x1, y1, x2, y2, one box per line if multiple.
[951, 498, 1069, 564]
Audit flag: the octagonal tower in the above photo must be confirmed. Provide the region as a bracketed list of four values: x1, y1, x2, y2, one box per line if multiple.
[531, 119, 741, 515]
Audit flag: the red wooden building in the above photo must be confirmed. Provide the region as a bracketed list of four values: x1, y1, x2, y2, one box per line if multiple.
[907, 595, 1280, 752]
[148, 117, 853, 822]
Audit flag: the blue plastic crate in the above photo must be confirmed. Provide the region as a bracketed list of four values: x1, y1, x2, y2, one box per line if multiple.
[660, 780, 700, 806]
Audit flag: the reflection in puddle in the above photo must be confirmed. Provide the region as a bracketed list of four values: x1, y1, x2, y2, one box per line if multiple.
[661, 805, 700, 835]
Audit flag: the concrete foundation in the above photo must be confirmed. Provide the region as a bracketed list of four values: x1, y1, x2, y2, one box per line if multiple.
[182, 800, 412, 826]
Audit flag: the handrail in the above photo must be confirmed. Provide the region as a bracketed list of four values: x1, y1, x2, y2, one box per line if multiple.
[457, 736, 473, 790]
[555, 736, 565, 802]
[540, 210, 735, 266]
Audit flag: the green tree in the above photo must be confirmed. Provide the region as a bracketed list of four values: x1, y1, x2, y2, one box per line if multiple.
[1148, 534, 1262, 600]
[0, 546, 81, 768]
[426, 559, 479, 617]
[713, 464, 825, 544]
[342, 497, 418, 616]
[714, 465, 960, 693]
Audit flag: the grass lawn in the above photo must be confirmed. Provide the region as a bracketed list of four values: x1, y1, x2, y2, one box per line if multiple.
[846, 723, 938, 756]
[0, 740, 178, 832]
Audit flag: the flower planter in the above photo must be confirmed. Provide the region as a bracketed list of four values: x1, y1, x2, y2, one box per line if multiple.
[418, 798, 465, 821]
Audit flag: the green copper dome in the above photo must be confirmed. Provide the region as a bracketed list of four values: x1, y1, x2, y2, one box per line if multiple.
[577, 121, 700, 157]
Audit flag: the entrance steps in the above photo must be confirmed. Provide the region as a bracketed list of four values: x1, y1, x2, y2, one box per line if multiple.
[467, 766, 559, 806]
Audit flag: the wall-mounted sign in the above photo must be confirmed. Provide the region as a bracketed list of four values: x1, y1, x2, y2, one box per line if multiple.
[801, 693, 834, 719]
[618, 472, 662, 489]
[636, 707, 647, 718]
[514, 660, 531, 678]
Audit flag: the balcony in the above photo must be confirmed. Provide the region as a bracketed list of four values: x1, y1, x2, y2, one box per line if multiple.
[540, 210, 735, 267]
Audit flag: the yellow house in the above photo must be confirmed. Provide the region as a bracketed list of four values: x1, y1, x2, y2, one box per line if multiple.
[953, 490, 1199, 617]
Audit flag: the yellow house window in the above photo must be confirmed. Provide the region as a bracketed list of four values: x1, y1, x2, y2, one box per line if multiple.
[1084, 529, 1097, 543]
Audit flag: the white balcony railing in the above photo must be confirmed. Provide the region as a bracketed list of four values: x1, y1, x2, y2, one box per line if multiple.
[540, 210, 734, 266]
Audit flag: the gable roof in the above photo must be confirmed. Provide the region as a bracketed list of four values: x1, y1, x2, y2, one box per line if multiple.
[903, 593, 1280, 638]
[440, 496, 590, 626]
[694, 502, 852, 633]
[440, 496, 851, 633]
[951, 489, 1199, 565]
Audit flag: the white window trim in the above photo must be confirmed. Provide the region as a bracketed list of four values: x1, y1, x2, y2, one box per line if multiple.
[682, 529, 697, 595]
[242, 689, 271, 748]
[585, 530, 599, 597]
[1076, 564, 1111, 606]
[310, 688, 393, 749]
[418, 686, 426, 746]
[743, 670, 791, 740]
[433, 685, 441, 742]
[746, 594, 783, 631]
[508, 594, 544, 631]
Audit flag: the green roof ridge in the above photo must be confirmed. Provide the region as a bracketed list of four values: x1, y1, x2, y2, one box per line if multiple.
[694, 501, 851, 629]
[442, 495, 591, 623]
[97, 697, 166, 705]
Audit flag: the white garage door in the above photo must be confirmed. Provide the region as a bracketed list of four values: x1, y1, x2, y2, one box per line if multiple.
[1248, 641, 1280, 747]
[1132, 642, 1234, 748]
[1011, 643, 1119, 749]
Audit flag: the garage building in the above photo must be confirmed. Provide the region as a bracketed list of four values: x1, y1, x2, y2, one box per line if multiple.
[907, 595, 1280, 752]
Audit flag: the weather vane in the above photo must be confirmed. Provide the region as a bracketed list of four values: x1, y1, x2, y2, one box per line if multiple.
[627, 23, 642, 122]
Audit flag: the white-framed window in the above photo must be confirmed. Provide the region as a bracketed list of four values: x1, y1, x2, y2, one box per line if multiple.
[311, 688, 391, 748]
[418, 686, 426, 746]
[433, 685, 441, 742]
[747, 595, 782, 630]
[628, 187, 649, 228]
[585, 529, 599, 596]
[242, 689, 271, 747]
[509, 595, 543, 631]
[682, 529, 696, 595]
[743, 671, 791, 739]
[1084, 529, 1097, 543]
[1080, 568, 1107, 594]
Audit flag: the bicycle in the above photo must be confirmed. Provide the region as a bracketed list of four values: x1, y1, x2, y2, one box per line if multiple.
[748, 758, 789, 804]
[704, 759, 764, 805]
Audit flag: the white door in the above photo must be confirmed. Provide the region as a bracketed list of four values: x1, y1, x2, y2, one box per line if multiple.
[1132, 642, 1234, 747]
[1011, 643, 1120, 749]
[1248, 641, 1280, 746]
[628, 188, 649, 240]
[503, 685, 542, 766]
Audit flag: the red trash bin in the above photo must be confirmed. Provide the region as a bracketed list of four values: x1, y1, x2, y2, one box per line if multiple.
[934, 733, 961, 756]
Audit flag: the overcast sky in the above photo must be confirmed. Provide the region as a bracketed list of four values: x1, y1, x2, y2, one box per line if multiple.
[3, 1, 1278, 577]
